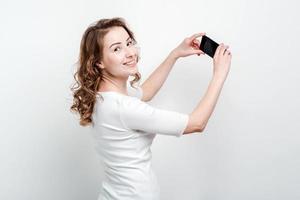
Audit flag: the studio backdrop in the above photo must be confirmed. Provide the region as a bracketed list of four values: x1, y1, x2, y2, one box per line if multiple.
[0, 0, 299, 199]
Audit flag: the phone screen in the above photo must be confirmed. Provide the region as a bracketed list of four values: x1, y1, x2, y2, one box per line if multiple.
[199, 35, 219, 58]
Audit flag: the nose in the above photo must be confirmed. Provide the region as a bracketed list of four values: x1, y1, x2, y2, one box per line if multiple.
[125, 46, 137, 58]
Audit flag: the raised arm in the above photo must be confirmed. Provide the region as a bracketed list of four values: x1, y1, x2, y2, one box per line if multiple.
[140, 33, 206, 102]
[140, 51, 178, 102]
[184, 43, 232, 134]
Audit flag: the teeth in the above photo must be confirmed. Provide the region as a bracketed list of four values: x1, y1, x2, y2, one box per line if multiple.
[124, 60, 135, 65]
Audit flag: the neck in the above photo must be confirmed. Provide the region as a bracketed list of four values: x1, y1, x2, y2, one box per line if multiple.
[99, 74, 129, 95]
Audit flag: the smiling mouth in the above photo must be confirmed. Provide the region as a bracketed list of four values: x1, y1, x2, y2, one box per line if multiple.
[123, 60, 137, 67]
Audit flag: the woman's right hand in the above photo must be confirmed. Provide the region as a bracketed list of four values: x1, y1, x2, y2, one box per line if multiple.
[213, 43, 232, 80]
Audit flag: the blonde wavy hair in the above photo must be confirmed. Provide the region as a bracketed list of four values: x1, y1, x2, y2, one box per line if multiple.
[70, 17, 141, 126]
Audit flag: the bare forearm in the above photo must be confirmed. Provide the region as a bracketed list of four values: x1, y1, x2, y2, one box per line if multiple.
[141, 51, 178, 100]
[191, 75, 226, 130]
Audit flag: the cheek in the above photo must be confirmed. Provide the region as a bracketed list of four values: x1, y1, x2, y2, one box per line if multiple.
[107, 53, 125, 65]
[104, 54, 127, 75]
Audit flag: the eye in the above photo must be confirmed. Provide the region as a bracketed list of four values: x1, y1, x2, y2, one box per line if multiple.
[114, 47, 121, 52]
[127, 40, 135, 46]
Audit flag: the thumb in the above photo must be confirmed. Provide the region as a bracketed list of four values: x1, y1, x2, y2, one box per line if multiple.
[194, 49, 205, 56]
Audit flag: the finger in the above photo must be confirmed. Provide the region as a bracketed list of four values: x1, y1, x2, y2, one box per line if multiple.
[222, 46, 230, 55]
[224, 49, 230, 56]
[215, 43, 224, 57]
[192, 39, 200, 47]
[198, 50, 205, 54]
[219, 44, 228, 56]
[193, 49, 205, 55]
[189, 32, 206, 41]
[192, 42, 200, 49]
[227, 50, 232, 56]
[191, 45, 204, 53]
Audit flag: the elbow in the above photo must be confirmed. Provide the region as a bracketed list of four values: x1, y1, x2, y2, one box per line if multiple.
[187, 114, 207, 134]
[141, 96, 152, 102]
[197, 127, 204, 133]
[197, 123, 207, 133]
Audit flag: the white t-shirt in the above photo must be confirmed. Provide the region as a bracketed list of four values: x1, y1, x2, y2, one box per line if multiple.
[91, 85, 189, 200]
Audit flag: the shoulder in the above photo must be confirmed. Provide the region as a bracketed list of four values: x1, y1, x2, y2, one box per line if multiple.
[120, 95, 153, 114]
[120, 95, 145, 107]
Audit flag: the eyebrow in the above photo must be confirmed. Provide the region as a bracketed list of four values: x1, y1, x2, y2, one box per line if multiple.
[109, 37, 131, 48]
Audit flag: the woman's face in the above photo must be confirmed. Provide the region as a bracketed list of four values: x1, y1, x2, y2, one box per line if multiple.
[99, 26, 139, 78]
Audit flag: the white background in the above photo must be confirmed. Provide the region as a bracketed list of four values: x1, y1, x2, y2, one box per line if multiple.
[1, 0, 299, 199]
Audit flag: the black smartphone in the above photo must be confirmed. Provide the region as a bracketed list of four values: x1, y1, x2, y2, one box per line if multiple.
[199, 35, 219, 58]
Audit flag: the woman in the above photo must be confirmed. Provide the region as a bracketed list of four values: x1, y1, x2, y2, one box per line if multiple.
[70, 17, 231, 200]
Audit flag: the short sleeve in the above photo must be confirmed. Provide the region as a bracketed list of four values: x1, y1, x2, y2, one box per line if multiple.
[119, 97, 189, 137]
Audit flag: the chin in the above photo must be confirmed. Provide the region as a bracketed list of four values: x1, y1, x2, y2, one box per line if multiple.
[128, 70, 138, 76]
[127, 65, 138, 72]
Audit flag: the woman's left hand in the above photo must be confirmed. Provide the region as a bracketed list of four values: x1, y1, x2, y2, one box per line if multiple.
[171, 32, 206, 59]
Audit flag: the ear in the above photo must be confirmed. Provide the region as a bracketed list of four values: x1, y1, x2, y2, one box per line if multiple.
[96, 62, 105, 69]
